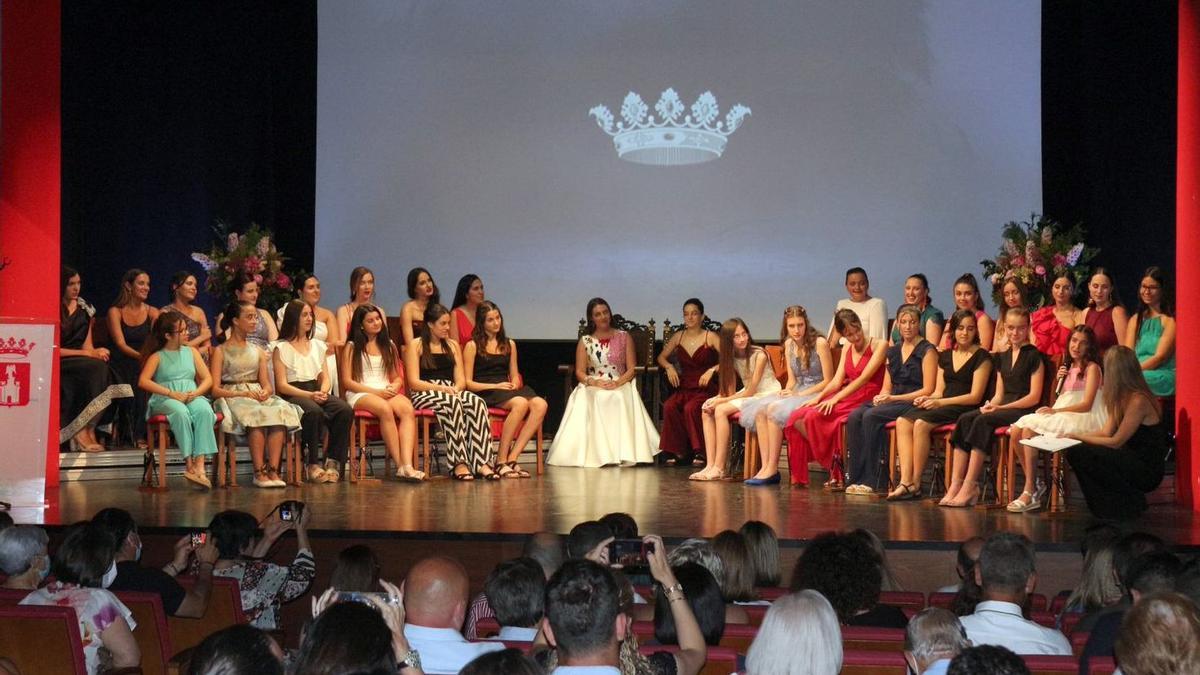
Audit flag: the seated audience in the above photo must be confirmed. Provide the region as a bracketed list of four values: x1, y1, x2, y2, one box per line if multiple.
[209, 508, 316, 630]
[938, 536, 985, 593]
[93, 507, 217, 617]
[1029, 273, 1080, 358]
[712, 530, 762, 604]
[1124, 265, 1175, 396]
[297, 591, 421, 675]
[1058, 541, 1120, 626]
[329, 544, 383, 592]
[790, 531, 908, 628]
[465, 531, 564, 640]
[666, 537, 749, 624]
[403, 556, 504, 673]
[657, 298, 720, 467]
[946, 645, 1030, 675]
[483, 557, 545, 641]
[744, 590, 843, 675]
[1080, 267, 1127, 355]
[19, 522, 140, 674]
[461, 648, 543, 675]
[0, 525, 49, 590]
[185, 624, 285, 675]
[567, 521, 614, 560]
[904, 608, 971, 675]
[599, 512, 639, 540]
[958, 533, 1070, 655]
[1073, 531, 1166, 634]
[852, 528, 904, 592]
[828, 266, 888, 345]
[1114, 592, 1200, 675]
[1079, 551, 1182, 672]
[739, 520, 782, 588]
[940, 273, 995, 351]
[652, 562, 726, 647]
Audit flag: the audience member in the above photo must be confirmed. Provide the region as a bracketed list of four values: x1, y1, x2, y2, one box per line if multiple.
[465, 531, 563, 640]
[904, 608, 971, 675]
[0, 525, 49, 590]
[461, 648, 544, 675]
[567, 521, 614, 560]
[484, 557, 545, 641]
[1074, 531, 1169, 634]
[739, 520, 781, 588]
[790, 531, 907, 628]
[1059, 542, 1120, 625]
[209, 508, 316, 630]
[329, 544, 382, 592]
[93, 507, 218, 617]
[403, 556, 503, 673]
[1079, 551, 1183, 673]
[1114, 592, 1200, 675]
[666, 537, 749, 624]
[958, 533, 1070, 655]
[938, 537, 984, 593]
[851, 528, 904, 591]
[712, 530, 761, 603]
[946, 645, 1030, 675]
[653, 562, 726, 646]
[541, 559, 625, 674]
[599, 512, 639, 540]
[186, 624, 285, 675]
[744, 590, 843, 675]
[297, 590, 422, 675]
[1175, 556, 1200, 604]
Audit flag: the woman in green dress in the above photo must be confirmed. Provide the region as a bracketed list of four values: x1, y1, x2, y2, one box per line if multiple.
[1123, 266, 1175, 396]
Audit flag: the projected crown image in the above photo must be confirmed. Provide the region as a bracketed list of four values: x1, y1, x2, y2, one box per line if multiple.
[589, 88, 751, 166]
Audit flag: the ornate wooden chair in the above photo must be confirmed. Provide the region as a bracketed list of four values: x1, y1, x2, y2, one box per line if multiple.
[556, 315, 658, 413]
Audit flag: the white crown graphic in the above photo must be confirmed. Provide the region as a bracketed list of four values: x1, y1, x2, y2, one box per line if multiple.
[589, 89, 751, 166]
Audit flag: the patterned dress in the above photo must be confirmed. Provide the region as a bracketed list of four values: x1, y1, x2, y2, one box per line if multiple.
[214, 343, 301, 436]
[21, 582, 137, 675]
[213, 549, 316, 630]
[407, 348, 495, 474]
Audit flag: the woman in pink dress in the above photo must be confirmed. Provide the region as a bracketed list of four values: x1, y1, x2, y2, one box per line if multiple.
[657, 298, 720, 466]
[781, 309, 886, 488]
[1031, 273, 1080, 359]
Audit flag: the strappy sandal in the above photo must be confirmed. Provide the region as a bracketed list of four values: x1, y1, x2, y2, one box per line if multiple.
[508, 461, 531, 478]
[1007, 490, 1040, 513]
[451, 464, 475, 481]
[823, 477, 845, 492]
[887, 483, 922, 501]
[395, 466, 426, 483]
[478, 465, 502, 481]
[497, 464, 517, 479]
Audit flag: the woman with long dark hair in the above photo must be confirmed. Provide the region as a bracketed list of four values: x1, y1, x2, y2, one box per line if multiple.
[990, 277, 1030, 353]
[278, 273, 341, 395]
[657, 298, 721, 467]
[450, 273, 485, 347]
[1030, 273, 1080, 359]
[1081, 267, 1128, 356]
[215, 271, 278, 350]
[1123, 266, 1175, 396]
[399, 266, 440, 346]
[106, 269, 159, 446]
[161, 271, 212, 359]
[939, 273, 994, 351]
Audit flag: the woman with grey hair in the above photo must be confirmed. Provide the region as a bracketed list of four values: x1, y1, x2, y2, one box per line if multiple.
[904, 608, 971, 674]
[0, 525, 50, 590]
[745, 590, 842, 675]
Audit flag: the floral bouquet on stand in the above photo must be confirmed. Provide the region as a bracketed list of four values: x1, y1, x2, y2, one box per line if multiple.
[191, 221, 296, 311]
[979, 213, 1099, 309]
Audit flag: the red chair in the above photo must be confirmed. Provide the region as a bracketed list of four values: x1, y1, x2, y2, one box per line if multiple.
[474, 616, 501, 638]
[487, 407, 545, 475]
[144, 412, 225, 491]
[216, 428, 304, 488]
[841, 648, 909, 674]
[351, 407, 435, 480]
[0, 587, 29, 604]
[744, 604, 769, 626]
[168, 576, 246, 654]
[1070, 631, 1089, 657]
[637, 644, 738, 675]
[1050, 592, 1069, 614]
[0, 604, 87, 675]
[1029, 593, 1048, 611]
[1030, 609, 1057, 628]
[1087, 657, 1118, 674]
[113, 590, 172, 675]
[1061, 610, 1083, 636]
[927, 592, 956, 610]
[1021, 654, 1079, 674]
[879, 591, 925, 612]
[757, 586, 789, 601]
[716, 623, 758, 652]
[840, 626, 906, 651]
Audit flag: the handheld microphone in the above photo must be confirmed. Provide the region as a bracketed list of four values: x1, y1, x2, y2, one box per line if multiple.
[1055, 354, 1073, 396]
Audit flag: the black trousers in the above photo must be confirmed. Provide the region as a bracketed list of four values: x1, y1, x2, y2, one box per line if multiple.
[285, 380, 353, 464]
[1065, 443, 1164, 519]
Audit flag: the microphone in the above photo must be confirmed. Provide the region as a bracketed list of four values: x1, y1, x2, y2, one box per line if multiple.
[1055, 354, 1073, 396]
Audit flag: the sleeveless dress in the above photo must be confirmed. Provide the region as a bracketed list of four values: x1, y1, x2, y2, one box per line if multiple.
[59, 301, 133, 444]
[727, 349, 783, 411]
[950, 344, 1044, 455]
[162, 304, 204, 342]
[214, 343, 301, 435]
[472, 348, 538, 407]
[940, 309, 991, 350]
[1066, 421, 1166, 519]
[1012, 365, 1107, 435]
[111, 310, 153, 442]
[408, 349, 495, 473]
[146, 347, 218, 458]
[901, 348, 992, 425]
[453, 308, 475, 348]
[1134, 316, 1175, 396]
[659, 342, 719, 460]
[890, 304, 945, 343]
[786, 342, 885, 484]
[549, 332, 660, 467]
[738, 342, 824, 430]
[1031, 307, 1073, 358]
[345, 352, 392, 407]
[1083, 305, 1120, 355]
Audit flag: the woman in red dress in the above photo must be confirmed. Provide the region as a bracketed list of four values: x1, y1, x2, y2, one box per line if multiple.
[782, 309, 886, 487]
[449, 274, 485, 348]
[656, 298, 720, 466]
[1081, 267, 1127, 356]
[1030, 273, 1080, 359]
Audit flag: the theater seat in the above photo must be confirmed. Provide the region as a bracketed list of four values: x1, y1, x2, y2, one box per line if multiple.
[0, 604, 87, 675]
[840, 648, 908, 674]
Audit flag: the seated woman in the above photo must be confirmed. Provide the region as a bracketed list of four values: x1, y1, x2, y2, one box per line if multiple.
[399, 266, 439, 346]
[1081, 267, 1128, 356]
[1124, 266, 1175, 396]
[139, 310, 218, 488]
[783, 309, 887, 488]
[216, 271, 278, 351]
[740, 306, 832, 486]
[59, 266, 132, 451]
[549, 298, 660, 468]
[989, 277, 1030, 353]
[277, 274, 342, 395]
[690, 318, 780, 481]
[1031, 273, 1081, 359]
[844, 305, 937, 495]
[892, 309, 992, 501]
[941, 307, 1045, 507]
[404, 303, 497, 479]
[657, 298, 720, 467]
[790, 531, 908, 628]
[828, 267, 888, 345]
[450, 273, 485, 347]
[339, 304, 423, 482]
[739, 521, 782, 588]
[210, 508, 316, 630]
[711, 530, 765, 605]
[745, 590, 842, 675]
[161, 270, 213, 359]
[463, 301, 546, 478]
[106, 268, 160, 447]
[939, 273, 994, 351]
[890, 273, 944, 346]
[653, 562, 727, 646]
[20, 523, 140, 674]
[273, 299, 354, 483]
[212, 301, 301, 489]
[335, 266, 383, 340]
[1065, 346, 1168, 520]
[0, 525, 50, 591]
[1008, 325, 1106, 512]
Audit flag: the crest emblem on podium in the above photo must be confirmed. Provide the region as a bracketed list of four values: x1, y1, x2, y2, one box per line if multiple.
[0, 337, 34, 407]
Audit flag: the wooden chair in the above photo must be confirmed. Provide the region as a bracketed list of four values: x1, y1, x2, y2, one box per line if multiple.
[636, 644, 738, 675]
[740, 345, 786, 479]
[143, 412, 225, 491]
[996, 353, 1058, 506]
[840, 626, 906, 652]
[216, 429, 304, 488]
[879, 591, 926, 612]
[1022, 654, 1080, 674]
[113, 591, 173, 675]
[487, 406, 545, 475]
[167, 576, 246, 654]
[840, 648, 909, 674]
[0, 604, 88, 675]
[351, 408, 435, 480]
[556, 315, 659, 414]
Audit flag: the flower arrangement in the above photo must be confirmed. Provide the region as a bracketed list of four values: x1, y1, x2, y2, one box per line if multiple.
[191, 221, 296, 311]
[979, 213, 1099, 308]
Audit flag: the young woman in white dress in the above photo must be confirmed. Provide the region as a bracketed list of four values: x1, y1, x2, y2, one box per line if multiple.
[278, 274, 342, 395]
[827, 267, 888, 346]
[548, 298, 659, 467]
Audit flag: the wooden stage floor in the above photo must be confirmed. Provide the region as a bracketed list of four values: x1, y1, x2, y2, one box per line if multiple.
[35, 464, 1200, 550]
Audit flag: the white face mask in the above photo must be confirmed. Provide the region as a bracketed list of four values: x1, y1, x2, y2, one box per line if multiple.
[38, 554, 51, 581]
[101, 560, 118, 589]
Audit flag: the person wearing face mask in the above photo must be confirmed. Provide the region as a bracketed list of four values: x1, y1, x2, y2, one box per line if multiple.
[92, 508, 218, 618]
[19, 522, 141, 674]
[0, 525, 51, 590]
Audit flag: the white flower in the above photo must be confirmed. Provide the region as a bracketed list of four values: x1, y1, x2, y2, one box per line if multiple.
[190, 252, 218, 272]
[256, 237, 270, 256]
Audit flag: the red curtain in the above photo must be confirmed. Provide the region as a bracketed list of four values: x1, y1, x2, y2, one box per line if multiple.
[1179, 0, 1200, 511]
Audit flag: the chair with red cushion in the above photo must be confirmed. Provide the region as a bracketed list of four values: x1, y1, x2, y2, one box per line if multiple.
[0, 604, 87, 675]
[757, 586, 789, 601]
[840, 648, 909, 674]
[879, 591, 926, 612]
[840, 626, 906, 652]
[927, 592, 956, 610]
[113, 590, 172, 675]
[351, 407, 436, 481]
[1021, 654, 1079, 674]
[474, 616, 501, 638]
[143, 412, 225, 491]
[487, 407, 545, 475]
[717, 623, 758, 652]
[1070, 630, 1089, 657]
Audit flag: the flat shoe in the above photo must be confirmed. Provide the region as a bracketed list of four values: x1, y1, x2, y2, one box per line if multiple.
[184, 471, 211, 490]
[745, 472, 781, 486]
[395, 469, 425, 483]
[307, 465, 327, 482]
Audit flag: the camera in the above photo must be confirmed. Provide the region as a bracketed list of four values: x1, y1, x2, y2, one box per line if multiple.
[190, 532, 207, 547]
[277, 500, 305, 522]
[607, 538, 653, 570]
[334, 591, 401, 608]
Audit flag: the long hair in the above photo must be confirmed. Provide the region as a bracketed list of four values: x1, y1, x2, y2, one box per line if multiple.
[227, 270, 258, 304]
[832, 308, 863, 338]
[471, 300, 510, 356]
[406, 266, 441, 304]
[953, 273, 986, 312]
[141, 310, 187, 361]
[1100, 346, 1159, 421]
[1001, 276, 1030, 309]
[451, 274, 481, 310]
[278, 299, 315, 342]
[1134, 265, 1174, 337]
[740, 520, 782, 587]
[746, 590, 843, 675]
[1064, 543, 1122, 613]
[947, 309, 981, 349]
[219, 300, 255, 336]
[717, 318, 759, 397]
[1050, 272, 1078, 307]
[112, 268, 148, 309]
[779, 305, 819, 371]
[1087, 267, 1123, 310]
[347, 304, 398, 382]
[584, 297, 611, 335]
[418, 304, 454, 370]
[60, 266, 80, 324]
[1066, 324, 1099, 370]
[169, 271, 195, 304]
[292, 272, 317, 300]
[347, 266, 374, 302]
[908, 273, 932, 305]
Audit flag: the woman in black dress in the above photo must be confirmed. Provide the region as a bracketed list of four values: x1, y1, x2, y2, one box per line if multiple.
[59, 266, 132, 451]
[464, 301, 546, 478]
[105, 268, 159, 446]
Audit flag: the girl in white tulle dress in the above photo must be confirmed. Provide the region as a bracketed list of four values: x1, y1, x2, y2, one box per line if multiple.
[549, 298, 659, 467]
[1007, 325, 1107, 511]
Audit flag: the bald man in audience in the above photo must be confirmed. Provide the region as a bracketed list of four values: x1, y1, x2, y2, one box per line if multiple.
[403, 556, 504, 674]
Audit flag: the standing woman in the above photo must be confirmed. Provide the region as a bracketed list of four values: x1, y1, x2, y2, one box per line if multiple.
[1030, 273, 1081, 359]
[335, 267, 382, 339]
[211, 301, 300, 489]
[892, 310, 992, 500]
[404, 304, 496, 479]
[274, 300, 353, 483]
[278, 274, 341, 395]
[939, 274, 995, 351]
[339, 304, 423, 482]
[941, 307, 1045, 507]
[657, 299, 720, 467]
[843, 305, 937, 495]
[399, 267, 439, 346]
[990, 278, 1030, 353]
[449, 274, 485, 348]
[464, 301, 547, 477]
[1123, 266, 1175, 396]
[739, 306, 833, 486]
[139, 311, 218, 488]
[60, 267, 133, 451]
[890, 274, 944, 346]
[216, 272, 278, 351]
[107, 269, 160, 447]
[782, 309, 887, 488]
[549, 298, 660, 468]
[690, 318, 780, 481]
[1081, 268, 1128, 356]
[828, 267, 888, 345]
[161, 271, 212, 359]
[1064, 346, 1167, 519]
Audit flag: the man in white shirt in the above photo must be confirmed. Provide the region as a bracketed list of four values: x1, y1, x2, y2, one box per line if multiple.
[484, 557, 544, 642]
[542, 559, 626, 674]
[903, 607, 971, 675]
[402, 556, 504, 674]
[959, 533, 1072, 655]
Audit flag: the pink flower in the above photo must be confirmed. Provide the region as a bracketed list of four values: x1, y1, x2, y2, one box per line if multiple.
[243, 256, 263, 273]
[276, 273, 292, 290]
[1035, 265, 1046, 276]
[990, 273, 1002, 285]
[1012, 256, 1025, 267]
[253, 274, 264, 286]
[1053, 253, 1067, 266]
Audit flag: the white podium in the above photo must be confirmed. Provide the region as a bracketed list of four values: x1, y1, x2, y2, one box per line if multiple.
[0, 319, 54, 519]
